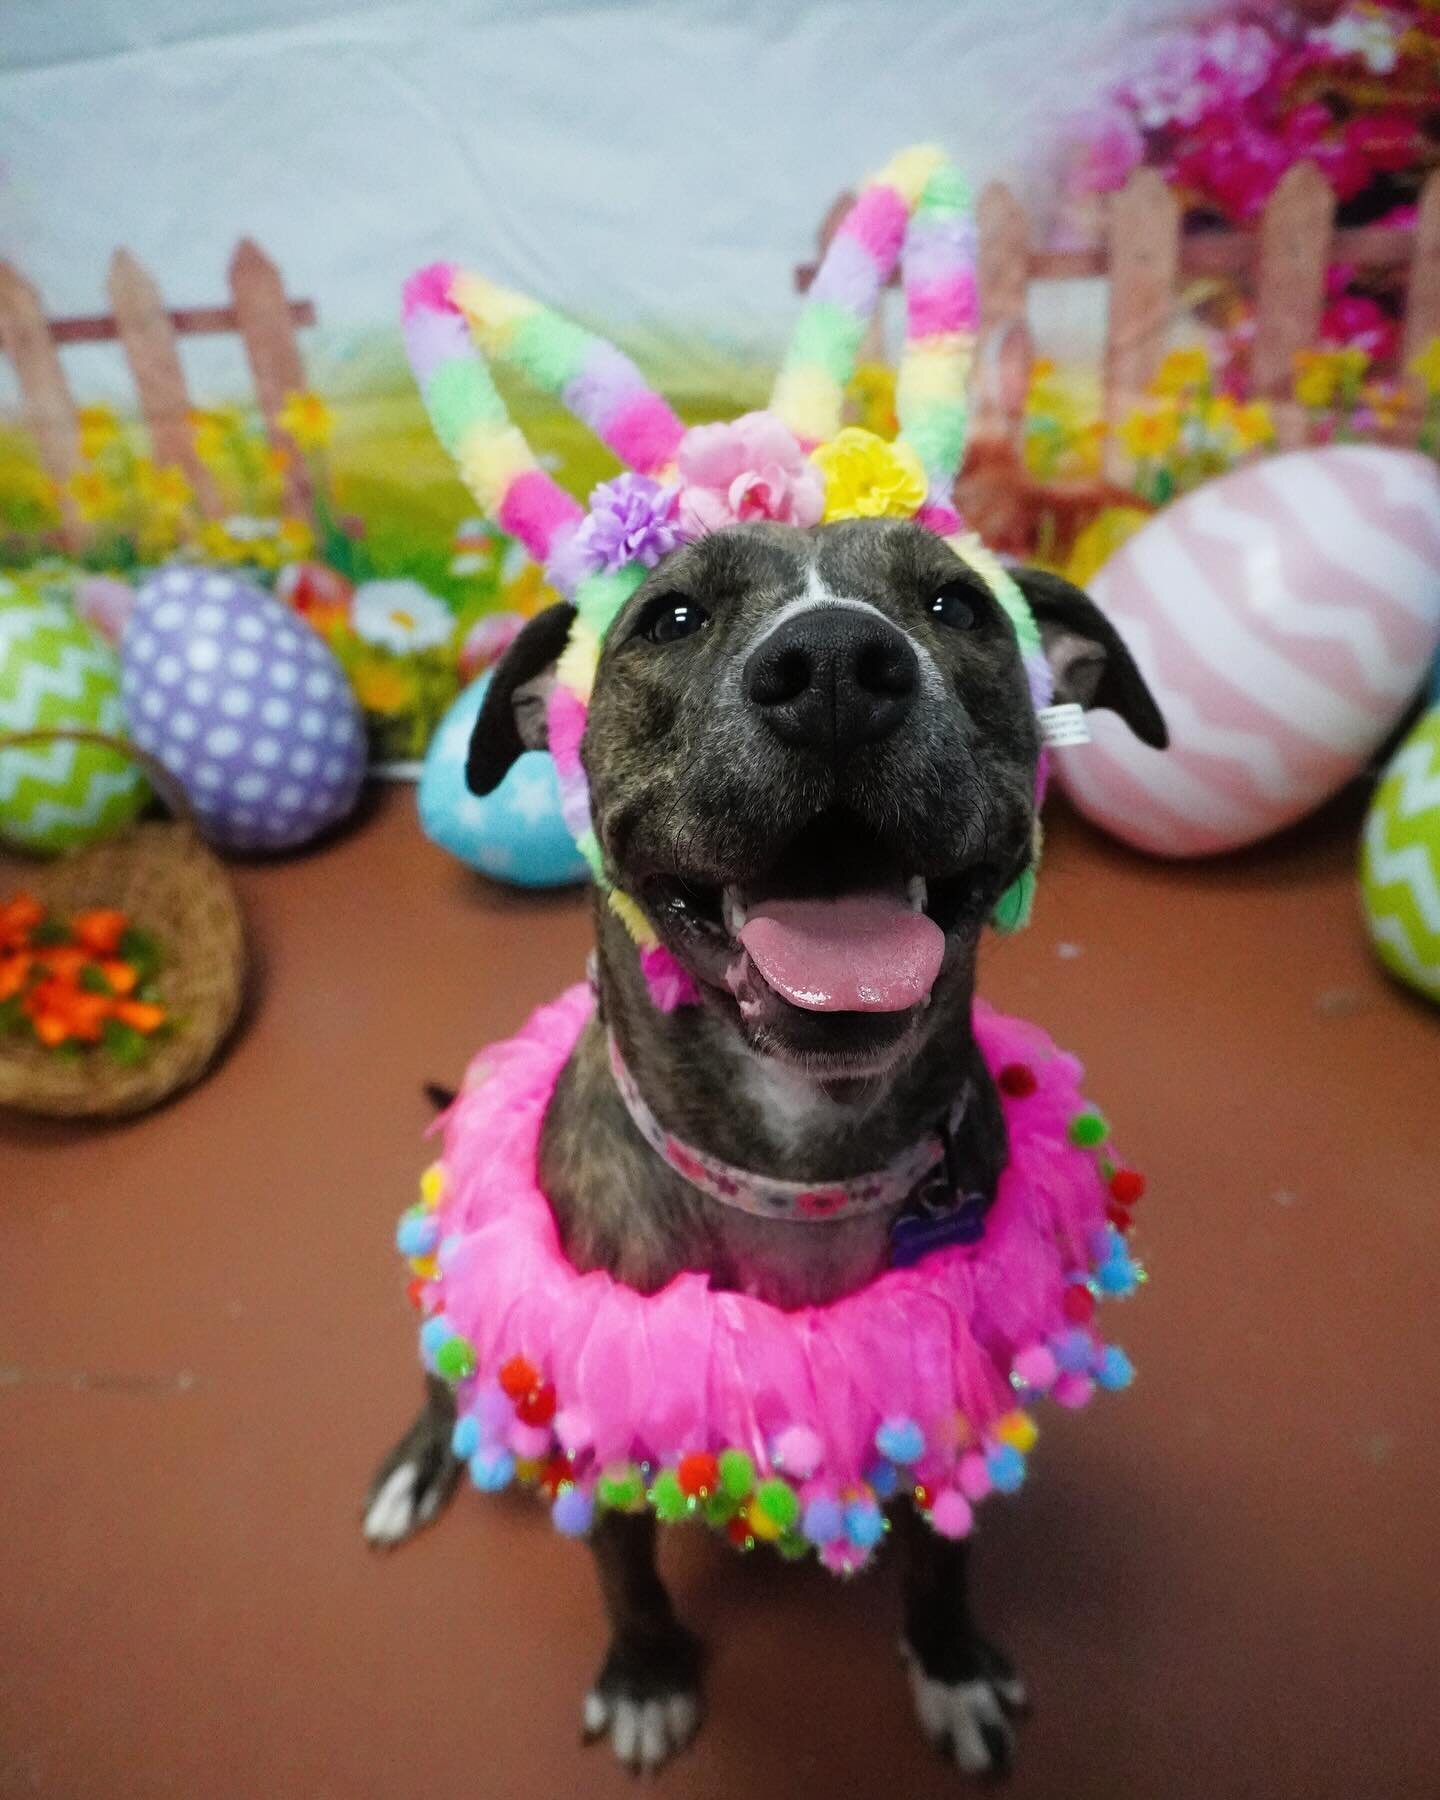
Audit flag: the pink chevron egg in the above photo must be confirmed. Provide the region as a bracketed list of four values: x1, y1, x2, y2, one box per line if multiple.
[1054, 447, 1440, 856]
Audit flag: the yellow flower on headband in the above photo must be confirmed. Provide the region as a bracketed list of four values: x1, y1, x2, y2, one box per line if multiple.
[813, 427, 927, 523]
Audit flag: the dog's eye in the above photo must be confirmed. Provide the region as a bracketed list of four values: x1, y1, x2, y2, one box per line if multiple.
[644, 598, 710, 645]
[930, 583, 980, 630]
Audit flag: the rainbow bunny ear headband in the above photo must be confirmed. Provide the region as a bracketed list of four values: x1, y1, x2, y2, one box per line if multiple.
[402, 145, 1053, 992]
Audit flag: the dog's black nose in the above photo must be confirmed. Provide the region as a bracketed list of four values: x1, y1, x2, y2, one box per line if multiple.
[744, 607, 918, 755]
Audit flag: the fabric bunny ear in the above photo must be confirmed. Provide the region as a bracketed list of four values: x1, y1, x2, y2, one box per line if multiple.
[893, 163, 980, 536]
[770, 145, 948, 451]
[401, 263, 689, 585]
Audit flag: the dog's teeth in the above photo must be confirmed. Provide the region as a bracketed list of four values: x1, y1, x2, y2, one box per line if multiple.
[906, 876, 928, 914]
[723, 886, 747, 935]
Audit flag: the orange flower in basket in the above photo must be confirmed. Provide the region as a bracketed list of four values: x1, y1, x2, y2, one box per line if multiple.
[0, 894, 169, 1060]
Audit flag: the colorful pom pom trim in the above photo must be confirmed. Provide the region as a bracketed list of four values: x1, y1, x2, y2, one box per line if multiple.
[396, 986, 1146, 1574]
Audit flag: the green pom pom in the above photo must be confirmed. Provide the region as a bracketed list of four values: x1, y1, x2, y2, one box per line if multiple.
[575, 564, 648, 640]
[434, 1337, 476, 1382]
[1069, 1111, 1109, 1148]
[650, 1469, 689, 1522]
[596, 1462, 646, 1511]
[717, 1449, 754, 1501]
[787, 302, 866, 383]
[425, 358, 507, 454]
[510, 309, 593, 392]
[754, 1478, 799, 1532]
[702, 1489, 739, 1527]
[917, 165, 973, 218]
[776, 1531, 810, 1562]
[991, 867, 1036, 933]
[991, 573, 1043, 657]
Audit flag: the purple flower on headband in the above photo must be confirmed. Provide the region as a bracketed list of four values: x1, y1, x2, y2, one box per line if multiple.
[549, 474, 685, 589]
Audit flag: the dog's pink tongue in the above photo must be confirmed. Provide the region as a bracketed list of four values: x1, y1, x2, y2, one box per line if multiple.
[738, 891, 944, 1013]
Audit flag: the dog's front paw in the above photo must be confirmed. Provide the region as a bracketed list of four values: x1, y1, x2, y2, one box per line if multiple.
[361, 1409, 461, 1550]
[903, 1640, 1027, 1779]
[582, 1628, 704, 1773]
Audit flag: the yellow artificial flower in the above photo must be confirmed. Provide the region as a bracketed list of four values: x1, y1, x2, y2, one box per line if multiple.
[1409, 337, 1440, 399]
[198, 520, 238, 560]
[352, 660, 418, 716]
[1118, 400, 1179, 460]
[1293, 350, 1339, 410]
[66, 467, 120, 521]
[1332, 346, 1370, 390]
[1231, 399, 1276, 449]
[1360, 382, 1403, 430]
[813, 427, 927, 523]
[1065, 507, 1151, 589]
[76, 404, 120, 461]
[278, 390, 333, 450]
[263, 446, 291, 480]
[190, 408, 233, 469]
[1148, 346, 1210, 397]
[134, 459, 192, 512]
[277, 515, 314, 557]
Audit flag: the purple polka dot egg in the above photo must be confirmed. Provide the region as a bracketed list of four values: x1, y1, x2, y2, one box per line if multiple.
[122, 564, 366, 851]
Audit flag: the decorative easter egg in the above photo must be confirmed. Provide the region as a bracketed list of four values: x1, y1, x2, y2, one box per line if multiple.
[0, 581, 148, 854]
[1361, 704, 1440, 1005]
[121, 565, 366, 852]
[418, 673, 588, 887]
[1054, 447, 1440, 856]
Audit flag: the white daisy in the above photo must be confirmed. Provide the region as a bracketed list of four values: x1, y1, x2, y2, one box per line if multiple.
[350, 579, 455, 654]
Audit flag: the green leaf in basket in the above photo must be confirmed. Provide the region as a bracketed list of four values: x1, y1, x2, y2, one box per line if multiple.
[78, 963, 114, 995]
[0, 996, 25, 1036]
[117, 928, 161, 984]
[30, 919, 69, 948]
[101, 1018, 150, 1066]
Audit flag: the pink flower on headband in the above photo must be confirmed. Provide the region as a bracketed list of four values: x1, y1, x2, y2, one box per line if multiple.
[677, 411, 824, 534]
[548, 473, 684, 589]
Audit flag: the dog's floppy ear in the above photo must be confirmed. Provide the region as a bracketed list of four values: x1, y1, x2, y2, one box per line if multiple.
[1010, 567, 1168, 750]
[466, 601, 576, 794]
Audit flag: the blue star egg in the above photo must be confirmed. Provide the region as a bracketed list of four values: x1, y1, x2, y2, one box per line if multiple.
[418, 671, 590, 887]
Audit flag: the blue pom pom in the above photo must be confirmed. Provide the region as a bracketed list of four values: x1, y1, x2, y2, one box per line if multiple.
[875, 1416, 926, 1465]
[1094, 1346, 1135, 1391]
[551, 1484, 595, 1536]
[470, 1447, 515, 1492]
[844, 1499, 885, 1550]
[802, 1496, 844, 1544]
[450, 1415, 479, 1460]
[866, 1460, 900, 1501]
[420, 1315, 452, 1356]
[1097, 1257, 1138, 1298]
[985, 1444, 1026, 1493]
[1053, 1327, 1095, 1373]
[396, 1211, 439, 1257]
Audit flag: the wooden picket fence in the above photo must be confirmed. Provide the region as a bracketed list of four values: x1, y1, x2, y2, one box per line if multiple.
[798, 161, 1440, 479]
[0, 239, 316, 548]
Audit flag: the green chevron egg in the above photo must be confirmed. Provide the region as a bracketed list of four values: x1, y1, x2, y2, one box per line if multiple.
[1360, 704, 1440, 1006]
[0, 579, 147, 854]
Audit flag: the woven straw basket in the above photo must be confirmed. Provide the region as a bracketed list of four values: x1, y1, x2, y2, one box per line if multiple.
[0, 729, 246, 1119]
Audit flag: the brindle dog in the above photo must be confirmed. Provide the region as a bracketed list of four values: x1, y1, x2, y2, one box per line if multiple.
[363, 517, 1165, 1777]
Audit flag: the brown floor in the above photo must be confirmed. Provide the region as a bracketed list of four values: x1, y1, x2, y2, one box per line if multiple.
[3, 783, 1438, 1800]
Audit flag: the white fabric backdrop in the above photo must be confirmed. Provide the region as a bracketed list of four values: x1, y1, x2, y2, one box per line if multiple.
[2, 0, 1182, 403]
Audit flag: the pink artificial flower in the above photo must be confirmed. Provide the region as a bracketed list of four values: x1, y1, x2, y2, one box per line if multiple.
[677, 411, 824, 535]
[1060, 105, 1145, 197]
[1321, 293, 1401, 362]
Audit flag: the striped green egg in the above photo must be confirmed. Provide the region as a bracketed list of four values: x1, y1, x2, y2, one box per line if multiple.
[1360, 704, 1440, 1005]
[0, 580, 147, 855]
